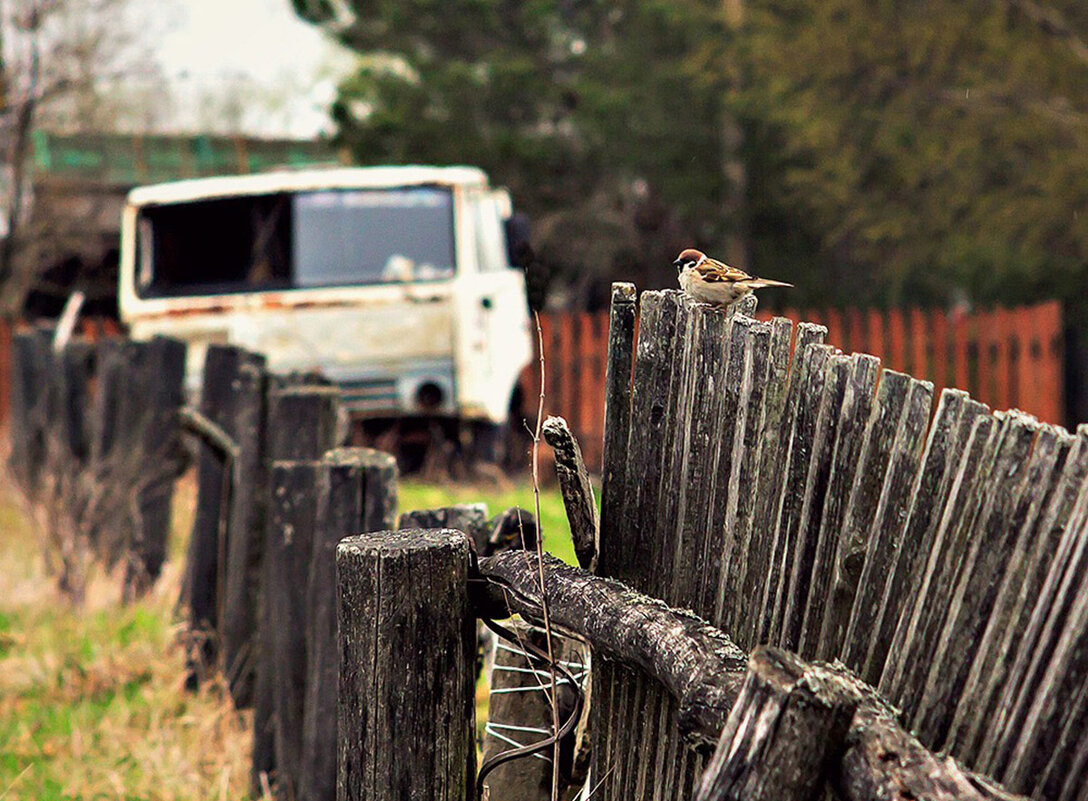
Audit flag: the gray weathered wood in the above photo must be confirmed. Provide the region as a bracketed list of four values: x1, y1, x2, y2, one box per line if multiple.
[839, 376, 932, 681]
[865, 390, 985, 690]
[258, 461, 321, 799]
[946, 424, 1073, 763]
[759, 331, 830, 646]
[994, 484, 1088, 792]
[542, 415, 598, 570]
[814, 370, 919, 662]
[693, 648, 860, 801]
[299, 447, 397, 801]
[913, 412, 1039, 748]
[593, 290, 676, 801]
[711, 314, 772, 633]
[220, 358, 268, 707]
[252, 382, 341, 795]
[337, 528, 475, 801]
[399, 504, 490, 553]
[266, 384, 341, 460]
[9, 331, 46, 494]
[475, 551, 1024, 801]
[880, 412, 1002, 718]
[737, 317, 794, 650]
[674, 304, 731, 614]
[796, 353, 880, 659]
[778, 350, 850, 651]
[975, 430, 1088, 776]
[877, 393, 990, 700]
[126, 336, 187, 597]
[598, 281, 636, 563]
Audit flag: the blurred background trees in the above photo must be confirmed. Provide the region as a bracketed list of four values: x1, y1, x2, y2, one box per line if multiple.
[295, 0, 1088, 310]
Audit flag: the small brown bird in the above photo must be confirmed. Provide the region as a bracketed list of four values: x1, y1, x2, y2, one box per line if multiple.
[674, 248, 792, 308]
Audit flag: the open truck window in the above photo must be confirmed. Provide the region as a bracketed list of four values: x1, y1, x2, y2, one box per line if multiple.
[136, 186, 455, 298]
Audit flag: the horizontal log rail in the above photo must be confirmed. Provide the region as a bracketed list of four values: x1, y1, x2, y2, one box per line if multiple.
[473, 550, 1023, 801]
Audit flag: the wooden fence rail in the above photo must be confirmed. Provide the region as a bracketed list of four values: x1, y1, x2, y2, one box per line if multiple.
[525, 300, 1065, 470]
[7, 283, 1086, 801]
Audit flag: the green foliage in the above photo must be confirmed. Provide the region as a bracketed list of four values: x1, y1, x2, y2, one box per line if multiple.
[740, 0, 1088, 307]
[300, 0, 1088, 308]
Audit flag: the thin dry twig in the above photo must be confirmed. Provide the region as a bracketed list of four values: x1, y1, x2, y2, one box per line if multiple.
[528, 309, 562, 800]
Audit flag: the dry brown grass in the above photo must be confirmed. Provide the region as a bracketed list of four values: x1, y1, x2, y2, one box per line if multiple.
[0, 474, 260, 801]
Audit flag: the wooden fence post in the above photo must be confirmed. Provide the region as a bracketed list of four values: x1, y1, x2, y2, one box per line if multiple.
[183, 344, 264, 688]
[299, 448, 397, 801]
[8, 331, 45, 494]
[257, 460, 322, 799]
[251, 383, 341, 796]
[220, 357, 268, 706]
[125, 336, 187, 598]
[336, 528, 476, 801]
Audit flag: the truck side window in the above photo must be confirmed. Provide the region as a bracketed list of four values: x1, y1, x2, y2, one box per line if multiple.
[473, 195, 507, 273]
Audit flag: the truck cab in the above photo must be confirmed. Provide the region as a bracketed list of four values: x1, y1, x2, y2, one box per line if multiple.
[118, 166, 533, 456]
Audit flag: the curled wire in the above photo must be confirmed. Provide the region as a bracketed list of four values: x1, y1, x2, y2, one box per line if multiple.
[475, 615, 585, 799]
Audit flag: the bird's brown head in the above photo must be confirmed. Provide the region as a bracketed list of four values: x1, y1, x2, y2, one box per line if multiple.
[673, 248, 705, 273]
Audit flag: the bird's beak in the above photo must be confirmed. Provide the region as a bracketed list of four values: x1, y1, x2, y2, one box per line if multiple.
[672, 259, 683, 271]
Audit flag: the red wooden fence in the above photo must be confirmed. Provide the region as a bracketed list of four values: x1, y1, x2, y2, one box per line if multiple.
[525, 301, 1065, 471]
[0, 306, 1064, 472]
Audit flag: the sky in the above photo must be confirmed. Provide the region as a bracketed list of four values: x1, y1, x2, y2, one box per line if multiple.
[132, 0, 354, 138]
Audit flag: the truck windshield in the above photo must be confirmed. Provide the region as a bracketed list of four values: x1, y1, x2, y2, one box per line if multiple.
[136, 186, 455, 297]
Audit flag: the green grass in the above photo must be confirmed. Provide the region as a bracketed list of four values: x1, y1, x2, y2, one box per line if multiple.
[399, 480, 578, 565]
[0, 474, 580, 800]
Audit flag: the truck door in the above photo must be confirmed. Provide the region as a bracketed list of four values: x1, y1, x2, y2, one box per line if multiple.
[453, 191, 533, 423]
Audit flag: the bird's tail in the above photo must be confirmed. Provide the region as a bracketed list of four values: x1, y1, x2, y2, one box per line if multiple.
[748, 278, 793, 289]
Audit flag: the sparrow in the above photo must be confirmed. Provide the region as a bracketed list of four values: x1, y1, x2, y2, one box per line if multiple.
[673, 248, 792, 308]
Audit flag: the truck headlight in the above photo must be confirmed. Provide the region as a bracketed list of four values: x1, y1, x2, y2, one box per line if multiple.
[416, 381, 444, 411]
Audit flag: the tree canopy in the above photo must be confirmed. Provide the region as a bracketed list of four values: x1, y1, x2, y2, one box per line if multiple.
[296, 0, 1088, 309]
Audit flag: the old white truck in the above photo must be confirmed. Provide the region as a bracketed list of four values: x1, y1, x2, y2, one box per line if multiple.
[118, 165, 534, 461]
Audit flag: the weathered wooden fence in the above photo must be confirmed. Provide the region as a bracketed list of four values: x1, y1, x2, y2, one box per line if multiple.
[7, 326, 186, 598]
[8, 285, 1087, 801]
[526, 300, 1065, 469]
[336, 284, 1087, 801]
[585, 286, 1086, 801]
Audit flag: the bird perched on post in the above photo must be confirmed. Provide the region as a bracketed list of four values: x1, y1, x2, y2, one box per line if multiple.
[674, 248, 792, 308]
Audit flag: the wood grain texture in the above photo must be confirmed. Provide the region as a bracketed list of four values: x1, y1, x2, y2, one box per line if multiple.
[542, 415, 598, 570]
[796, 354, 880, 659]
[737, 317, 795, 650]
[866, 390, 983, 690]
[947, 425, 1072, 763]
[976, 430, 1088, 776]
[221, 358, 268, 708]
[299, 448, 397, 801]
[337, 529, 475, 801]
[712, 315, 772, 634]
[814, 370, 918, 662]
[475, 551, 1023, 801]
[755, 322, 827, 647]
[779, 349, 849, 652]
[693, 648, 859, 801]
[913, 412, 1039, 748]
[598, 282, 636, 556]
[840, 375, 932, 681]
[882, 412, 1002, 719]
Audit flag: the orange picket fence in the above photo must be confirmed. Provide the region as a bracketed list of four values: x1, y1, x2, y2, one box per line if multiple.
[525, 300, 1065, 471]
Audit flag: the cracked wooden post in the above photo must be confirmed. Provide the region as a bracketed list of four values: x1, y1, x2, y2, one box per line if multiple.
[336, 528, 476, 801]
[693, 647, 859, 801]
[251, 383, 342, 797]
[299, 448, 397, 801]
